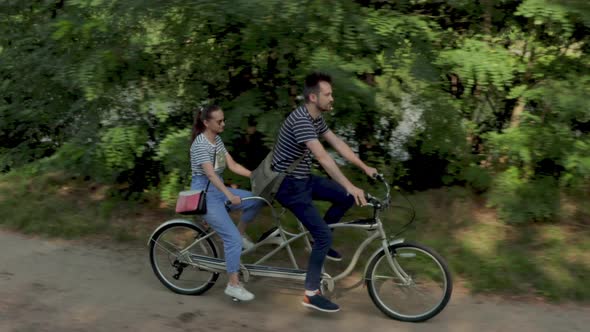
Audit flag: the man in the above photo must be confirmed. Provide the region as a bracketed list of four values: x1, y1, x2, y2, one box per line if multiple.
[233, 115, 270, 171]
[272, 72, 377, 312]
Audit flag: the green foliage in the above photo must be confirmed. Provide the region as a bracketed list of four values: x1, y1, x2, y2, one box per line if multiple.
[1, 0, 589, 224]
[159, 168, 184, 206]
[561, 139, 590, 190]
[156, 129, 192, 203]
[437, 38, 521, 90]
[486, 115, 575, 175]
[156, 129, 191, 172]
[515, 0, 574, 37]
[99, 126, 147, 171]
[488, 167, 560, 223]
[459, 164, 493, 192]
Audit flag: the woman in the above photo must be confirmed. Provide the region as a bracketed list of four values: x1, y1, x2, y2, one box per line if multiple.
[190, 104, 263, 301]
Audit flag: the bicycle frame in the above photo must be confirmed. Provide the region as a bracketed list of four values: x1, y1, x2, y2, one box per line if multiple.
[162, 180, 409, 289]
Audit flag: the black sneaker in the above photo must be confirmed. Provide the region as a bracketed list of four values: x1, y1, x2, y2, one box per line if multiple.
[308, 241, 343, 262]
[325, 247, 342, 262]
[302, 291, 340, 312]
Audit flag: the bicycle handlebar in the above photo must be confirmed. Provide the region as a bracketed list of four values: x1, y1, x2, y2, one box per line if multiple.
[365, 173, 391, 209]
[372, 172, 385, 182]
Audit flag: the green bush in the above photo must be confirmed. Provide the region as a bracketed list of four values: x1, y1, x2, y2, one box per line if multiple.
[488, 167, 560, 223]
[460, 163, 493, 192]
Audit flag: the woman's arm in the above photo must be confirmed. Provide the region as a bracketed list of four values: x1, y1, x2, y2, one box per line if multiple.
[225, 152, 252, 178]
[201, 162, 241, 205]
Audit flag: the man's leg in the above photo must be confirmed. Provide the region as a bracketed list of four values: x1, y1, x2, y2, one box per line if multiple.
[310, 175, 355, 225]
[308, 175, 355, 260]
[275, 177, 331, 290]
[275, 177, 340, 312]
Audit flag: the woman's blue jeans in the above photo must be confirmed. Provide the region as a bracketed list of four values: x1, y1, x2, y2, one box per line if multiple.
[191, 175, 264, 273]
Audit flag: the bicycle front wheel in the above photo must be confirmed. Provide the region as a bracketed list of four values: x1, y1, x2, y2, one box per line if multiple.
[365, 242, 452, 322]
[149, 221, 219, 295]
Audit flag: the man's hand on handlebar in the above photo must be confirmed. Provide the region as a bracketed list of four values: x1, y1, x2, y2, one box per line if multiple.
[346, 185, 368, 206]
[372, 172, 385, 182]
[364, 166, 378, 178]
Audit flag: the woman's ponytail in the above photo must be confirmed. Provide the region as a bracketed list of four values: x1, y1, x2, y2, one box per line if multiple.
[192, 109, 205, 141]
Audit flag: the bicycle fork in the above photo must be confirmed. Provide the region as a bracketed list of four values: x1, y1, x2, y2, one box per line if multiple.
[376, 223, 413, 286]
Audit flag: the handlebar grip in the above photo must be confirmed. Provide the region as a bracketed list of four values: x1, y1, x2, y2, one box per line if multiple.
[372, 173, 385, 182]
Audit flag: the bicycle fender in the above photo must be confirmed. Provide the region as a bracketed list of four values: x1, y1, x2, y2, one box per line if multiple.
[146, 219, 202, 246]
[363, 238, 405, 279]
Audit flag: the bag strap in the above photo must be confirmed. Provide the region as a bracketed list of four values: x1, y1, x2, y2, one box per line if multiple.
[285, 150, 307, 174]
[268, 145, 308, 175]
[204, 141, 217, 193]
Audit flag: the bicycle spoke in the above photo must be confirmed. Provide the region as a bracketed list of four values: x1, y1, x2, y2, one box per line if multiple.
[153, 239, 183, 255]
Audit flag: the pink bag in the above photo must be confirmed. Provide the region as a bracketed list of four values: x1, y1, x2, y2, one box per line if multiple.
[175, 190, 207, 215]
[176, 143, 215, 215]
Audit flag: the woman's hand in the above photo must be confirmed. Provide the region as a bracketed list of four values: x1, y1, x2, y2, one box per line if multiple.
[228, 194, 242, 206]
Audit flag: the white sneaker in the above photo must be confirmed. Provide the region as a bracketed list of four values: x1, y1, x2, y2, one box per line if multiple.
[224, 283, 255, 301]
[241, 235, 255, 251]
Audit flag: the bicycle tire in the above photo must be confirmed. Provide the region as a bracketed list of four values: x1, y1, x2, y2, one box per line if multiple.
[149, 221, 219, 295]
[365, 241, 452, 322]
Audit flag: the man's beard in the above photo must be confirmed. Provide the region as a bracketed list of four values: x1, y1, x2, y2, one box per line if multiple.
[317, 103, 333, 112]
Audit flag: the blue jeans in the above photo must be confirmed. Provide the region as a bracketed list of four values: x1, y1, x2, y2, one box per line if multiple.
[275, 175, 355, 290]
[191, 175, 264, 273]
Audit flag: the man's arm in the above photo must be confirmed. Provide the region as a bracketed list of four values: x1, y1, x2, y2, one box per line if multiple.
[305, 139, 367, 206]
[322, 130, 377, 177]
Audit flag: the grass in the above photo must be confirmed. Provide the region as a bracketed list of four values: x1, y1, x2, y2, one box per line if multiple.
[1, 170, 589, 302]
[385, 187, 590, 302]
[0, 171, 174, 241]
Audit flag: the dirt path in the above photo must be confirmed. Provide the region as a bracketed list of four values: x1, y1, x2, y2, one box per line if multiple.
[0, 228, 588, 332]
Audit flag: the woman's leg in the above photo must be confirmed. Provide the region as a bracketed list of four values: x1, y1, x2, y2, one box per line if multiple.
[190, 177, 254, 300]
[204, 195, 255, 300]
[202, 199, 242, 276]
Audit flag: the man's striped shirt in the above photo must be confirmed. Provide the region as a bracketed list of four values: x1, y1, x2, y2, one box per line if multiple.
[271, 105, 329, 178]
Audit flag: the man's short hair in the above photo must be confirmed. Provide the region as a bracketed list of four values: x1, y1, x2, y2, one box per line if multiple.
[303, 72, 332, 102]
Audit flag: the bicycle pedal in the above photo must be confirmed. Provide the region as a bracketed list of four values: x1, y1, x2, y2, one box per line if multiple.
[231, 297, 240, 302]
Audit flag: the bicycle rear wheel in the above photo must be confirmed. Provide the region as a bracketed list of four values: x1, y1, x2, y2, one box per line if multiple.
[365, 242, 452, 322]
[149, 221, 219, 295]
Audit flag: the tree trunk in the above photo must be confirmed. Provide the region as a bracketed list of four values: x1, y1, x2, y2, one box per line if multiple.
[480, 0, 493, 34]
[510, 96, 526, 128]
